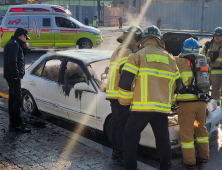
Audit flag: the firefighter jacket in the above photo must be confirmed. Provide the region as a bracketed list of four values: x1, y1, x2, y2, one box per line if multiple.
[106, 34, 138, 100]
[118, 37, 180, 113]
[201, 40, 222, 75]
[175, 53, 200, 102]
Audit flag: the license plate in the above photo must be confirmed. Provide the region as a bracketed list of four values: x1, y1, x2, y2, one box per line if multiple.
[205, 123, 211, 133]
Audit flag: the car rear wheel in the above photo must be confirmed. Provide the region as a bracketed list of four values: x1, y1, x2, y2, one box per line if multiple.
[78, 38, 93, 49]
[22, 90, 41, 117]
[105, 117, 112, 144]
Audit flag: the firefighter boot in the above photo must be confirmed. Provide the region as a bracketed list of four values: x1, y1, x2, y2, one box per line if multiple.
[182, 160, 195, 170]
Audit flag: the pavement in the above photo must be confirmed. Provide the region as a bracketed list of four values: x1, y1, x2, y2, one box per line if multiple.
[0, 102, 156, 170]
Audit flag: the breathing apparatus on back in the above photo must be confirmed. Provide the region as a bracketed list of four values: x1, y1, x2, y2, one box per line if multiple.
[179, 38, 210, 100]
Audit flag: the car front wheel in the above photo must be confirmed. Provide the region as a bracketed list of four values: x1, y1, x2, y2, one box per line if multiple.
[78, 38, 93, 49]
[22, 90, 41, 117]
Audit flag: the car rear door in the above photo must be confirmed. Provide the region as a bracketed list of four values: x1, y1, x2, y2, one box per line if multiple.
[54, 16, 77, 47]
[29, 58, 62, 115]
[28, 15, 54, 47]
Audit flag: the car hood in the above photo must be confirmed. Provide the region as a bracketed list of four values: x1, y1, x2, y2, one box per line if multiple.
[81, 25, 100, 33]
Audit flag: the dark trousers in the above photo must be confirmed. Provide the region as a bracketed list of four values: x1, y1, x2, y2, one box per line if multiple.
[110, 100, 130, 158]
[123, 112, 171, 170]
[119, 22, 122, 29]
[6, 78, 22, 127]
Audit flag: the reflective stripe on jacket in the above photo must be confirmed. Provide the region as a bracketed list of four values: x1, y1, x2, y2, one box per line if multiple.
[106, 44, 134, 100]
[118, 38, 180, 113]
[175, 53, 199, 102]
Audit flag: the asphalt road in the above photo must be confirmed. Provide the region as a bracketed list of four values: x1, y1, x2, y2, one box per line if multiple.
[1, 29, 222, 170]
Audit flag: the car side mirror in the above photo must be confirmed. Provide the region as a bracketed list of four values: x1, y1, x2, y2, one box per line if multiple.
[74, 82, 94, 92]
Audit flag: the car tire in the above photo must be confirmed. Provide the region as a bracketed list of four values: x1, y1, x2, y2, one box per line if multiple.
[78, 38, 93, 49]
[22, 90, 41, 117]
[105, 117, 112, 144]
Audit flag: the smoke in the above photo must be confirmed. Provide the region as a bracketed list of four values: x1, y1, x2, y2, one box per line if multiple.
[115, 1, 153, 58]
[46, 48, 72, 54]
[122, 2, 154, 29]
[95, 1, 156, 52]
[143, 16, 155, 29]
[47, 49, 57, 54]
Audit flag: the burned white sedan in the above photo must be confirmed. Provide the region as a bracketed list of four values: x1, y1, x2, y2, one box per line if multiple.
[21, 49, 222, 149]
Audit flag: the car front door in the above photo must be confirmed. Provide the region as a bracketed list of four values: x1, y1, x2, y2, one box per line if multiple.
[29, 58, 62, 115]
[79, 80, 97, 128]
[57, 59, 97, 128]
[54, 16, 77, 47]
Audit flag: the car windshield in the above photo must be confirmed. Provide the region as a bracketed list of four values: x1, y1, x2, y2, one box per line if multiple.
[69, 17, 84, 27]
[88, 59, 110, 92]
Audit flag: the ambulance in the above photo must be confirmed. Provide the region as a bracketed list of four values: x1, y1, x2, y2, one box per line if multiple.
[0, 4, 103, 49]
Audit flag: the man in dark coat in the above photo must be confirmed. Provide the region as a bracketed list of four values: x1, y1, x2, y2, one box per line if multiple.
[3, 28, 31, 132]
[119, 17, 122, 29]
[85, 16, 89, 26]
[157, 17, 161, 29]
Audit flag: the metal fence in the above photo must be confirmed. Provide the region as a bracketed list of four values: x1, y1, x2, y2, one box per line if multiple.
[40, 0, 112, 6]
[0, 1, 222, 31]
[145, 1, 222, 31]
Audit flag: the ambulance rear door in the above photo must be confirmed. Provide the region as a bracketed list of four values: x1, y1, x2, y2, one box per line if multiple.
[29, 15, 54, 47]
[54, 16, 77, 47]
[2, 16, 29, 47]
[5, 16, 29, 28]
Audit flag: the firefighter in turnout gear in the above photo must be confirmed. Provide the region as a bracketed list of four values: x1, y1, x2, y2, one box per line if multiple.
[176, 38, 209, 169]
[106, 26, 143, 164]
[201, 27, 222, 105]
[118, 25, 180, 170]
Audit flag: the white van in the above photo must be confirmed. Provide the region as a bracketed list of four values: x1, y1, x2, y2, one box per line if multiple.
[0, 4, 103, 49]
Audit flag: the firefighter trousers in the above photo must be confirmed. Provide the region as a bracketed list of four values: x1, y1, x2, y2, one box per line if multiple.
[123, 112, 171, 170]
[210, 74, 222, 105]
[110, 100, 130, 158]
[178, 101, 209, 165]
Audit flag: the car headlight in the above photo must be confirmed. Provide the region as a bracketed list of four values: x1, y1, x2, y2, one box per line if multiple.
[168, 115, 178, 127]
[89, 31, 100, 35]
[208, 99, 217, 112]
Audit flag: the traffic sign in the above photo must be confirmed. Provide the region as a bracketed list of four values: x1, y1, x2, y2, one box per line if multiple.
[205, 0, 209, 3]
[28, 0, 34, 1]
[38, 0, 42, 4]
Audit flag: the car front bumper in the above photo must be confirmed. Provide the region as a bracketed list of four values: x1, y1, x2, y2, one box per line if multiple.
[139, 106, 222, 149]
[206, 106, 222, 134]
[139, 124, 181, 149]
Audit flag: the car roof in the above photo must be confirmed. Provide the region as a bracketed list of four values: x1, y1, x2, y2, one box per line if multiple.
[56, 49, 112, 64]
[8, 4, 63, 9]
[6, 4, 72, 17]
